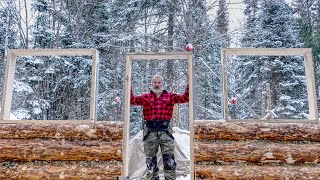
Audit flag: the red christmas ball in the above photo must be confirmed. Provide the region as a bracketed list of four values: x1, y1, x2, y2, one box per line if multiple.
[186, 43, 193, 51]
[230, 96, 237, 105]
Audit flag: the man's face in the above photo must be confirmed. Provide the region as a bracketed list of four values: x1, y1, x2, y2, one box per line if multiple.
[151, 77, 163, 94]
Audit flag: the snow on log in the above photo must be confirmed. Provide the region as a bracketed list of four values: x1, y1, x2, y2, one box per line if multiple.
[0, 163, 121, 179]
[0, 139, 122, 162]
[0, 121, 122, 141]
[195, 141, 320, 164]
[195, 165, 320, 179]
[194, 121, 320, 142]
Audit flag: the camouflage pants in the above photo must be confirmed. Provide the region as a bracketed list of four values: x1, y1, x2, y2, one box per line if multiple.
[143, 124, 176, 180]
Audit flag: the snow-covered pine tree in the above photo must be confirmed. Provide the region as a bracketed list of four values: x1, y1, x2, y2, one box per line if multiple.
[0, 1, 18, 101]
[192, 0, 224, 120]
[292, 0, 320, 99]
[238, 0, 307, 119]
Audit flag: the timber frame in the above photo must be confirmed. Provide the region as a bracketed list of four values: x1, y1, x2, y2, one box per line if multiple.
[221, 48, 319, 123]
[0, 48, 99, 123]
[122, 52, 194, 179]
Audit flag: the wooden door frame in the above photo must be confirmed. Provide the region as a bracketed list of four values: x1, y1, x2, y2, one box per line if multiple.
[122, 52, 194, 179]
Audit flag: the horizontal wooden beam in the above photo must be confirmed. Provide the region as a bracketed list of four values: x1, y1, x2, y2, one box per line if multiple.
[9, 48, 97, 56]
[0, 121, 123, 141]
[0, 163, 121, 179]
[0, 139, 122, 161]
[0, 120, 93, 124]
[127, 52, 191, 60]
[196, 165, 320, 179]
[222, 48, 312, 56]
[195, 141, 320, 164]
[194, 121, 320, 141]
[226, 119, 318, 123]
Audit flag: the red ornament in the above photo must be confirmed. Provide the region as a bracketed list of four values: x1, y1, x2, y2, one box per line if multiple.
[186, 43, 193, 51]
[230, 96, 237, 105]
[114, 96, 121, 104]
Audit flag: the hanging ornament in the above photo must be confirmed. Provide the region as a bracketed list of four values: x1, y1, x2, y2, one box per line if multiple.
[230, 95, 237, 105]
[112, 96, 121, 105]
[186, 43, 193, 52]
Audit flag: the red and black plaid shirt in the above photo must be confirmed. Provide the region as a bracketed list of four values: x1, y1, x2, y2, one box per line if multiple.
[131, 85, 189, 121]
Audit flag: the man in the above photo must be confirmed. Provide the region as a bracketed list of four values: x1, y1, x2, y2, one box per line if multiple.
[130, 75, 189, 180]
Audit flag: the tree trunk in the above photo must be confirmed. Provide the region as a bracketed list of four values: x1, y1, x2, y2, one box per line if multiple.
[0, 163, 121, 179]
[195, 165, 320, 179]
[0, 139, 121, 161]
[194, 121, 320, 141]
[195, 141, 320, 164]
[0, 121, 123, 141]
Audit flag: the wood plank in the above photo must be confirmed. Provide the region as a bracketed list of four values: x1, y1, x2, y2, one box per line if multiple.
[0, 163, 121, 179]
[194, 121, 320, 141]
[0, 121, 123, 141]
[90, 49, 99, 121]
[1, 52, 16, 120]
[223, 48, 311, 56]
[304, 52, 319, 121]
[187, 53, 195, 180]
[195, 141, 320, 164]
[128, 52, 191, 60]
[10, 48, 97, 56]
[122, 55, 132, 176]
[221, 49, 228, 120]
[0, 139, 122, 161]
[195, 165, 320, 179]
[226, 119, 317, 123]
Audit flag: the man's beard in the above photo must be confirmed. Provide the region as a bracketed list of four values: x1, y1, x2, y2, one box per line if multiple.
[151, 86, 163, 94]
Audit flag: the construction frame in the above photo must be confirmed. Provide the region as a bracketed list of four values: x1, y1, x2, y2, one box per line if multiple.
[122, 52, 194, 179]
[221, 48, 318, 123]
[0, 48, 99, 123]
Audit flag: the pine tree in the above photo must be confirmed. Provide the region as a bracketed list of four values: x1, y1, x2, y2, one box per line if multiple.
[292, 0, 320, 98]
[216, 0, 231, 47]
[0, 2, 17, 105]
[238, 0, 307, 119]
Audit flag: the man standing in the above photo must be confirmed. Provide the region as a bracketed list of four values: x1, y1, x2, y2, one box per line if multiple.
[131, 75, 189, 180]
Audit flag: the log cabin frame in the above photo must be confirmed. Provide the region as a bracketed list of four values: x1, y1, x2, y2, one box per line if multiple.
[221, 48, 319, 123]
[122, 52, 194, 179]
[0, 48, 99, 123]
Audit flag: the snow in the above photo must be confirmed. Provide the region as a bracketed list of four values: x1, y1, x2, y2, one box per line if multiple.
[13, 81, 34, 93]
[12, 109, 31, 119]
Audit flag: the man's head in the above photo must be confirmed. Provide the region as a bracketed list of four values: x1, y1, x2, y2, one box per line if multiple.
[151, 75, 163, 94]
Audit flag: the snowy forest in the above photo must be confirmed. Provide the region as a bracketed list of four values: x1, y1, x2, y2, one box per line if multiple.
[0, 0, 320, 133]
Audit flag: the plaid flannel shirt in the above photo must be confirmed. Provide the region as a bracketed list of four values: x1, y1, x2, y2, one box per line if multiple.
[131, 85, 189, 121]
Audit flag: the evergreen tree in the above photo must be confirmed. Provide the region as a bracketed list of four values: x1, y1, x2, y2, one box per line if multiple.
[292, 0, 320, 98]
[238, 0, 307, 119]
[216, 0, 231, 47]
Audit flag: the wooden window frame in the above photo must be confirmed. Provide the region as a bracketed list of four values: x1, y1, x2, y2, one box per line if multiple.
[122, 52, 194, 179]
[0, 48, 99, 123]
[221, 48, 318, 123]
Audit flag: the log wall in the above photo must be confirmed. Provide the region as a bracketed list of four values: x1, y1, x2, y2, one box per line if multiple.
[2, 120, 319, 179]
[0, 121, 123, 179]
[194, 121, 320, 179]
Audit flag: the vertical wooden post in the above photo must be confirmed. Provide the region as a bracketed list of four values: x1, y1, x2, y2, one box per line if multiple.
[122, 55, 132, 176]
[187, 53, 194, 180]
[90, 49, 99, 122]
[304, 50, 319, 123]
[221, 49, 228, 120]
[1, 50, 17, 120]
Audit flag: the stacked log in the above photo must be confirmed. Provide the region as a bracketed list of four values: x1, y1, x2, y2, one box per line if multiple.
[194, 121, 320, 179]
[0, 121, 123, 179]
